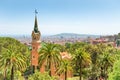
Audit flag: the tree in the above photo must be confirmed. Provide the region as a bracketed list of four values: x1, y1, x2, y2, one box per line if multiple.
[100, 52, 115, 80]
[108, 60, 120, 80]
[73, 48, 91, 80]
[67, 42, 87, 55]
[0, 37, 29, 80]
[38, 43, 61, 76]
[107, 47, 120, 80]
[57, 59, 72, 80]
[85, 44, 106, 80]
[0, 46, 27, 80]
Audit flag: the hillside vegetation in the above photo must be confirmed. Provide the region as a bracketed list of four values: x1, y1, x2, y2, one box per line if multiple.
[0, 37, 120, 80]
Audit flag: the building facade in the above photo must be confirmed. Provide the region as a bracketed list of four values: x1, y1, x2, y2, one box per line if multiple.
[31, 13, 41, 72]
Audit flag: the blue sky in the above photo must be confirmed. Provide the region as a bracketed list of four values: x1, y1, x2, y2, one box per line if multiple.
[0, 0, 120, 35]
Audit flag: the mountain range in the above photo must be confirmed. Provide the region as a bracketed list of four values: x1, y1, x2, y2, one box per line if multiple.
[51, 33, 100, 39]
[0, 33, 100, 39]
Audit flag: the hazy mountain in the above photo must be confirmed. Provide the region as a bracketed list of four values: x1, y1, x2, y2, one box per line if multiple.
[51, 33, 100, 39]
[0, 33, 101, 44]
[0, 33, 101, 39]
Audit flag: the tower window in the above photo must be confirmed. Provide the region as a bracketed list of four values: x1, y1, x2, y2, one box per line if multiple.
[33, 56, 35, 58]
[33, 47, 35, 49]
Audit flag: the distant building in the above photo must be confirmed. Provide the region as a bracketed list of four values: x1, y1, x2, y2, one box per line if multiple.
[90, 38, 108, 44]
[116, 39, 120, 47]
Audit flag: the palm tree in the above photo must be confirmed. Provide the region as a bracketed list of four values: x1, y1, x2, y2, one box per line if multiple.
[0, 46, 27, 80]
[57, 59, 72, 80]
[108, 59, 120, 80]
[99, 50, 115, 80]
[38, 43, 61, 76]
[73, 48, 91, 80]
[85, 44, 101, 80]
[67, 42, 87, 55]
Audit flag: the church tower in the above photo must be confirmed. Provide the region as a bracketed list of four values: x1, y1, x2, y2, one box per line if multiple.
[31, 10, 41, 72]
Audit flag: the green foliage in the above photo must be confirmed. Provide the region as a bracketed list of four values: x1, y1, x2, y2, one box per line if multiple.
[0, 37, 29, 54]
[0, 37, 30, 80]
[0, 73, 4, 80]
[99, 48, 115, 78]
[68, 77, 79, 80]
[39, 43, 61, 76]
[57, 59, 73, 80]
[108, 50, 120, 80]
[0, 37, 119, 80]
[14, 71, 25, 80]
[28, 71, 55, 80]
[66, 42, 87, 55]
[73, 47, 91, 80]
[54, 44, 66, 52]
[108, 60, 120, 80]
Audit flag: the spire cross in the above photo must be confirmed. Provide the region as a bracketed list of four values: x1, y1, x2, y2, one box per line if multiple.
[35, 9, 38, 15]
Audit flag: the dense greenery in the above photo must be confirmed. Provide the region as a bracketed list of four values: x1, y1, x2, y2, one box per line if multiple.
[108, 50, 120, 80]
[0, 37, 120, 80]
[108, 60, 120, 80]
[57, 59, 72, 80]
[39, 43, 61, 76]
[0, 37, 30, 80]
[64, 42, 119, 80]
[28, 71, 55, 80]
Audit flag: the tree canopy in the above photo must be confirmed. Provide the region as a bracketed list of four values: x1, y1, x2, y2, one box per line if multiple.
[0, 37, 30, 80]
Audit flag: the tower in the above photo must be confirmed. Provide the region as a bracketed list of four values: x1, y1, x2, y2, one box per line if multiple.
[31, 10, 41, 72]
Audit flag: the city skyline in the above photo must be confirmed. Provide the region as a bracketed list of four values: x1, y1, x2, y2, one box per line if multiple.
[0, 0, 120, 35]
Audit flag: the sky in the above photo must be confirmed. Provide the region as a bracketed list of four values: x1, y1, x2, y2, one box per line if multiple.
[0, 0, 120, 35]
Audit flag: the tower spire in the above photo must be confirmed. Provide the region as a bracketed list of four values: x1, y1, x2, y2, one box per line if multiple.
[31, 10, 41, 73]
[34, 9, 39, 33]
